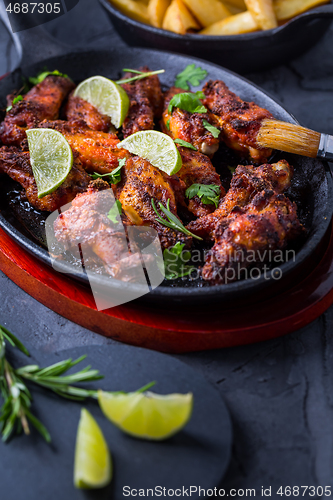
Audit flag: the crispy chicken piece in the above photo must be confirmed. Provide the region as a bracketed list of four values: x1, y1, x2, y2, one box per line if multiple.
[116, 156, 192, 250]
[161, 87, 220, 156]
[53, 179, 149, 281]
[65, 93, 112, 132]
[0, 76, 75, 147]
[120, 66, 163, 138]
[38, 120, 130, 174]
[187, 160, 292, 239]
[175, 147, 224, 217]
[202, 190, 304, 284]
[202, 80, 274, 163]
[0, 146, 90, 212]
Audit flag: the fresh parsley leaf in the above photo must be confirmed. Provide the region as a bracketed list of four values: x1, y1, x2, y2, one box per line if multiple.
[186, 183, 221, 208]
[108, 200, 122, 224]
[168, 91, 207, 115]
[91, 158, 126, 184]
[6, 95, 23, 112]
[166, 118, 171, 131]
[163, 242, 194, 280]
[202, 119, 220, 139]
[174, 139, 197, 151]
[175, 64, 208, 91]
[29, 69, 69, 86]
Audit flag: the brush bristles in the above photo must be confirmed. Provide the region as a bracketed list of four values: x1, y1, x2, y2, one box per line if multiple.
[257, 119, 321, 158]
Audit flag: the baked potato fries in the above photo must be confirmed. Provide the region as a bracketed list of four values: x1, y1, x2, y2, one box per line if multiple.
[108, 0, 331, 35]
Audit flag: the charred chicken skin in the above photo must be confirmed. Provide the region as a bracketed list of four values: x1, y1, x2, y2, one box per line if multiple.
[65, 93, 112, 132]
[53, 179, 149, 281]
[38, 120, 130, 174]
[202, 80, 273, 163]
[120, 67, 163, 138]
[161, 87, 220, 156]
[116, 156, 192, 250]
[0, 76, 75, 147]
[0, 146, 90, 212]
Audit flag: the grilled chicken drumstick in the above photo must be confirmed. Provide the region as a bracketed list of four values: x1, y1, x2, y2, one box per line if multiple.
[202, 80, 274, 163]
[0, 146, 90, 212]
[0, 76, 75, 147]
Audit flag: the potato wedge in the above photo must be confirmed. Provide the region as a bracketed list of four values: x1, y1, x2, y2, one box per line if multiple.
[109, 0, 150, 23]
[200, 10, 258, 35]
[162, 0, 200, 34]
[223, 0, 246, 9]
[274, 0, 330, 21]
[244, 0, 277, 29]
[223, 1, 246, 14]
[183, 0, 231, 28]
[148, 0, 171, 26]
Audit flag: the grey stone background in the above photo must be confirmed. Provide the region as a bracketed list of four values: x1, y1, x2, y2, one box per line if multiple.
[0, 0, 333, 495]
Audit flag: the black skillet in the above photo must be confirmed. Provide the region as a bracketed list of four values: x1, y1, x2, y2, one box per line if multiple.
[99, 0, 333, 74]
[0, 8, 332, 307]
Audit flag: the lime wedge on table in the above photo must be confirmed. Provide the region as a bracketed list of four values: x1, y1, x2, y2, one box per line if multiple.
[98, 390, 193, 440]
[74, 408, 112, 489]
[26, 128, 73, 199]
[74, 76, 130, 128]
[117, 130, 182, 175]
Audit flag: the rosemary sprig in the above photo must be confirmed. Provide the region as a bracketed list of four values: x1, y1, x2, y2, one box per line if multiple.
[117, 68, 165, 85]
[151, 199, 202, 241]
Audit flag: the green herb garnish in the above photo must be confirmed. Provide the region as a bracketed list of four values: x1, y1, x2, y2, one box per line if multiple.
[151, 198, 202, 240]
[202, 119, 220, 138]
[175, 64, 208, 91]
[91, 158, 126, 185]
[107, 200, 122, 224]
[163, 243, 194, 280]
[186, 183, 221, 208]
[117, 68, 165, 85]
[168, 91, 207, 115]
[174, 139, 197, 151]
[6, 95, 23, 112]
[29, 69, 69, 86]
[0, 325, 102, 443]
[166, 118, 171, 131]
[228, 165, 236, 174]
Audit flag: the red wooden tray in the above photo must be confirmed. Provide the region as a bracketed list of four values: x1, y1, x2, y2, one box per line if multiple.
[0, 225, 332, 353]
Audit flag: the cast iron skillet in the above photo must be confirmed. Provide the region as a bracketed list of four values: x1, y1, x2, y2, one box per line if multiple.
[0, 8, 332, 307]
[99, 0, 333, 73]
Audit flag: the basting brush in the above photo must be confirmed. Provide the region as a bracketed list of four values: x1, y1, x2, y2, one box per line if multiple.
[256, 119, 333, 161]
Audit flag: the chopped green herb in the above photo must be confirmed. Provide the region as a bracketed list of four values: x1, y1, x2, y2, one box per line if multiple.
[175, 64, 208, 91]
[168, 91, 207, 115]
[163, 242, 194, 280]
[6, 95, 23, 112]
[186, 183, 221, 208]
[91, 158, 126, 184]
[29, 69, 69, 86]
[151, 198, 202, 241]
[117, 68, 165, 85]
[166, 118, 171, 131]
[174, 139, 197, 151]
[108, 200, 122, 224]
[202, 119, 220, 138]
[228, 165, 236, 174]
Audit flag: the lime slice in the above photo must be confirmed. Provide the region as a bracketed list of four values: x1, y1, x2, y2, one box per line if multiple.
[98, 390, 193, 440]
[117, 130, 182, 175]
[74, 408, 112, 489]
[74, 76, 130, 128]
[26, 128, 73, 199]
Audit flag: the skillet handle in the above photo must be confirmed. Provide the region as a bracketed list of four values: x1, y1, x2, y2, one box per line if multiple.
[0, 1, 72, 70]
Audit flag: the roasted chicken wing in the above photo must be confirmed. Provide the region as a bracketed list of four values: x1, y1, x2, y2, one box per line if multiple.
[202, 80, 273, 163]
[161, 87, 220, 156]
[0, 146, 90, 212]
[65, 93, 112, 132]
[0, 76, 75, 147]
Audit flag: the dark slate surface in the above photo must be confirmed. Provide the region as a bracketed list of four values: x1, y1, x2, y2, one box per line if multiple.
[0, 1, 333, 494]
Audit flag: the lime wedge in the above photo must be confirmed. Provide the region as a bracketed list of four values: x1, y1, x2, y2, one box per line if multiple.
[74, 76, 130, 128]
[98, 390, 193, 440]
[117, 130, 182, 175]
[74, 408, 112, 489]
[26, 128, 73, 199]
